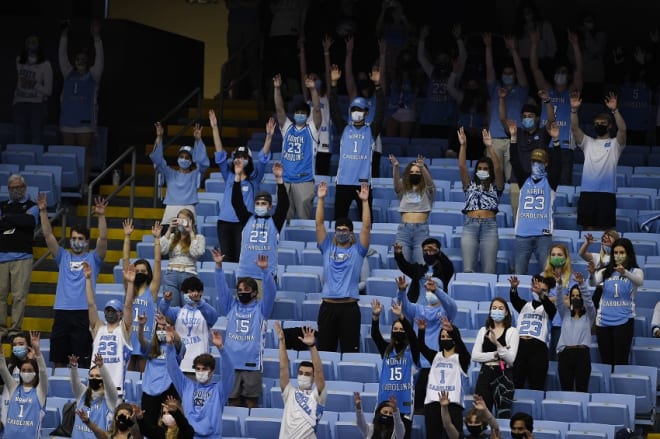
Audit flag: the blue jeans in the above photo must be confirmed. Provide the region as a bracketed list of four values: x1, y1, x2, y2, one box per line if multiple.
[396, 222, 429, 265]
[461, 217, 499, 273]
[162, 270, 196, 307]
[514, 235, 552, 275]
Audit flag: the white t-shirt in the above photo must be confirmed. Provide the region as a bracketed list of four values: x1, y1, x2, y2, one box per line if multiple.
[578, 135, 624, 193]
[280, 382, 327, 439]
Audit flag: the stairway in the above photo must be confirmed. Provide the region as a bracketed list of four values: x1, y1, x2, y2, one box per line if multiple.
[23, 98, 266, 335]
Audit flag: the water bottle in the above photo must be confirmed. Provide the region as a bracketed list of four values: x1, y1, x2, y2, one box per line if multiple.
[112, 170, 121, 186]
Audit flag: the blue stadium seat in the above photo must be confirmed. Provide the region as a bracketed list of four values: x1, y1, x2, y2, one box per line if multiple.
[295, 350, 340, 381]
[48, 376, 75, 398]
[222, 414, 243, 437]
[589, 393, 636, 430]
[542, 391, 589, 422]
[533, 420, 567, 439]
[611, 365, 657, 425]
[512, 388, 544, 419]
[567, 422, 616, 439]
[245, 417, 282, 438]
[1, 150, 37, 167]
[48, 145, 85, 182]
[588, 362, 611, 393]
[280, 272, 322, 294]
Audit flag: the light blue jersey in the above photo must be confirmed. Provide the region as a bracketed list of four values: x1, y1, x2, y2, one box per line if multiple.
[419, 78, 456, 126]
[336, 124, 374, 185]
[379, 348, 414, 416]
[54, 248, 102, 310]
[215, 149, 269, 222]
[238, 217, 278, 280]
[60, 72, 96, 129]
[515, 176, 554, 237]
[130, 289, 156, 356]
[217, 268, 276, 371]
[141, 340, 185, 395]
[4, 386, 42, 437]
[72, 394, 112, 439]
[319, 236, 367, 300]
[540, 88, 571, 147]
[599, 276, 635, 326]
[280, 120, 317, 183]
[620, 83, 651, 132]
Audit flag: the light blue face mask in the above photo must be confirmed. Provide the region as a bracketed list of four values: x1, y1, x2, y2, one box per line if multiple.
[294, 113, 308, 125]
[178, 158, 192, 169]
[254, 205, 268, 217]
[490, 309, 506, 322]
[476, 170, 490, 180]
[522, 117, 535, 130]
[425, 292, 440, 305]
[183, 294, 195, 306]
[502, 74, 514, 85]
[12, 346, 27, 360]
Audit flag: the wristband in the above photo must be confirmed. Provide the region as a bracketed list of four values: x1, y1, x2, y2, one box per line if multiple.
[611, 108, 619, 114]
[543, 99, 551, 104]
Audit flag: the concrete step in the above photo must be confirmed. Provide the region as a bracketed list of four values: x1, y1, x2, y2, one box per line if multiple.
[73, 205, 164, 220]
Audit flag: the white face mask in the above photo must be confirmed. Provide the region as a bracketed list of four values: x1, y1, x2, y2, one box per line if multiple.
[195, 370, 210, 383]
[298, 375, 313, 390]
[425, 291, 440, 306]
[20, 371, 36, 383]
[476, 170, 490, 180]
[162, 413, 176, 427]
[351, 111, 365, 123]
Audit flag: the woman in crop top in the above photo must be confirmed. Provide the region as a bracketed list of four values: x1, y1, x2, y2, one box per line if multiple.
[458, 127, 504, 273]
[390, 154, 435, 264]
[471, 297, 519, 419]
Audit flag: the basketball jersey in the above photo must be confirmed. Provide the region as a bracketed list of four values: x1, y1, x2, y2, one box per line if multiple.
[72, 394, 112, 439]
[4, 385, 43, 437]
[620, 83, 651, 132]
[92, 324, 132, 394]
[425, 351, 466, 406]
[60, 71, 97, 128]
[309, 95, 331, 150]
[336, 123, 374, 185]
[515, 176, 554, 237]
[1, 367, 18, 425]
[282, 123, 317, 183]
[130, 289, 156, 356]
[420, 77, 456, 126]
[517, 301, 551, 343]
[238, 216, 278, 279]
[379, 349, 414, 416]
[540, 88, 571, 148]
[597, 275, 635, 327]
[224, 301, 267, 371]
[176, 306, 210, 372]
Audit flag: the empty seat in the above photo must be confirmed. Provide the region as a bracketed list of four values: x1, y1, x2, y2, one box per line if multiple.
[567, 422, 616, 439]
[1, 150, 37, 167]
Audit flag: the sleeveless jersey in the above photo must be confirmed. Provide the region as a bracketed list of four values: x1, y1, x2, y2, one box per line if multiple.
[540, 88, 571, 148]
[92, 324, 132, 394]
[515, 176, 554, 237]
[420, 77, 456, 126]
[238, 216, 278, 279]
[4, 385, 42, 437]
[516, 301, 550, 343]
[72, 394, 112, 439]
[309, 95, 332, 151]
[597, 275, 635, 327]
[282, 123, 317, 183]
[425, 351, 466, 406]
[336, 123, 374, 185]
[620, 83, 651, 132]
[379, 349, 414, 416]
[130, 290, 156, 356]
[1, 367, 19, 425]
[60, 72, 97, 128]
[224, 301, 267, 371]
[176, 307, 210, 372]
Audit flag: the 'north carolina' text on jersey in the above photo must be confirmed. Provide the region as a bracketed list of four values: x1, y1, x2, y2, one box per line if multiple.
[336, 124, 374, 185]
[515, 176, 555, 237]
[281, 121, 317, 183]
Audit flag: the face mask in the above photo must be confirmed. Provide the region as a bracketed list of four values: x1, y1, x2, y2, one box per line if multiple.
[156, 330, 167, 342]
[183, 294, 195, 306]
[476, 170, 490, 180]
[409, 174, 422, 185]
[12, 346, 27, 360]
[490, 309, 506, 322]
[70, 239, 88, 253]
[440, 339, 455, 351]
[511, 433, 526, 439]
[522, 117, 535, 130]
[423, 253, 437, 266]
[554, 73, 567, 86]
[237, 292, 253, 304]
[294, 113, 307, 125]
[115, 414, 134, 431]
[254, 205, 268, 217]
[426, 291, 440, 306]
[162, 413, 176, 427]
[391, 331, 406, 344]
[88, 378, 103, 391]
[501, 74, 514, 85]
[177, 225, 188, 234]
[298, 375, 313, 390]
[614, 254, 626, 265]
[177, 158, 192, 169]
[9, 188, 25, 201]
[550, 256, 566, 267]
[351, 111, 365, 123]
[531, 161, 546, 179]
[335, 231, 351, 244]
[195, 370, 210, 383]
[20, 371, 36, 383]
[105, 310, 120, 324]
[594, 124, 609, 136]
[378, 414, 394, 426]
[571, 297, 584, 309]
[467, 425, 485, 437]
[134, 272, 149, 287]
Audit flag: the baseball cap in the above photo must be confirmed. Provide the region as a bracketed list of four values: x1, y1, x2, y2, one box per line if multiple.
[178, 145, 193, 157]
[530, 148, 548, 163]
[350, 97, 369, 110]
[104, 299, 123, 312]
[254, 190, 272, 204]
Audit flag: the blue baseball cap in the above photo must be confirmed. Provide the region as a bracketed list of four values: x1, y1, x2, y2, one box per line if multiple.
[350, 97, 369, 110]
[104, 299, 123, 312]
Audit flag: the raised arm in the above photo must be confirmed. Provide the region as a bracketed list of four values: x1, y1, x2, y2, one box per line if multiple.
[570, 91, 585, 146]
[58, 25, 73, 77]
[605, 92, 627, 145]
[344, 36, 357, 99]
[508, 276, 526, 312]
[328, 64, 348, 132]
[315, 181, 328, 245]
[84, 262, 102, 334]
[274, 322, 291, 391]
[209, 109, 223, 153]
[304, 75, 322, 129]
[483, 33, 495, 85]
[0, 345, 17, 396]
[358, 183, 371, 248]
[121, 219, 133, 291]
[390, 155, 403, 194]
[416, 321, 437, 364]
[30, 332, 48, 405]
[483, 129, 504, 190]
[578, 233, 596, 262]
[301, 326, 325, 393]
[529, 30, 550, 90]
[89, 22, 104, 83]
[505, 35, 528, 87]
[370, 299, 388, 356]
[457, 127, 470, 188]
[273, 74, 288, 127]
[37, 193, 59, 256]
[122, 264, 136, 337]
[150, 222, 162, 298]
[439, 391, 460, 439]
[68, 355, 87, 399]
[299, 36, 310, 102]
[417, 26, 434, 77]
[96, 354, 119, 409]
[94, 197, 108, 260]
[322, 35, 333, 95]
[567, 30, 583, 92]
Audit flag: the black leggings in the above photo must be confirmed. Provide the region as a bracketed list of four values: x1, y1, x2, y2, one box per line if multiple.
[217, 220, 243, 263]
[474, 365, 515, 419]
[333, 184, 373, 221]
[316, 301, 360, 353]
[596, 318, 634, 368]
[424, 401, 463, 439]
[558, 347, 591, 392]
[513, 338, 549, 390]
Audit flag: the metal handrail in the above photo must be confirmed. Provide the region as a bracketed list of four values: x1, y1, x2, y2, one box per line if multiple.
[152, 87, 203, 207]
[32, 206, 68, 269]
[86, 146, 137, 228]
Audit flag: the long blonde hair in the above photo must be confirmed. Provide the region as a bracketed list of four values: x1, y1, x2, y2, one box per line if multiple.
[597, 229, 620, 268]
[170, 208, 196, 254]
[543, 243, 572, 289]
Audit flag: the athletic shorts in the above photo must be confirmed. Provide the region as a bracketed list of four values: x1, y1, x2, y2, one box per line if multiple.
[577, 192, 616, 228]
[229, 369, 263, 399]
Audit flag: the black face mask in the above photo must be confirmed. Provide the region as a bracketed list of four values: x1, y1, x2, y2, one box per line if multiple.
[104, 310, 120, 324]
[571, 298, 584, 309]
[511, 432, 526, 439]
[440, 339, 455, 351]
[409, 174, 422, 185]
[134, 272, 150, 287]
[88, 378, 103, 390]
[423, 253, 438, 266]
[594, 124, 609, 136]
[467, 425, 485, 437]
[378, 414, 394, 426]
[391, 332, 407, 344]
[237, 292, 253, 304]
[116, 414, 134, 431]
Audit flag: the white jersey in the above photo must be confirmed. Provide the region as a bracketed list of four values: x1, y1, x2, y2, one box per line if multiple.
[175, 307, 210, 372]
[280, 382, 327, 439]
[425, 352, 466, 406]
[92, 324, 132, 394]
[516, 302, 551, 343]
